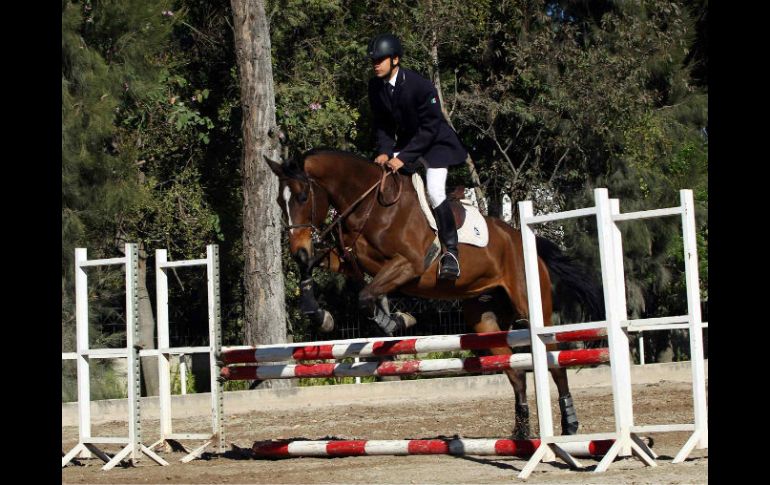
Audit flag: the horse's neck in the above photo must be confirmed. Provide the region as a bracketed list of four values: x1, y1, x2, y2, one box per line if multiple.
[314, 161, 382, 214]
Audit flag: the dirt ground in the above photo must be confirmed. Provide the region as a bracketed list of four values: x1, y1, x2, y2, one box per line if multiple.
[62, 380, 707, 484]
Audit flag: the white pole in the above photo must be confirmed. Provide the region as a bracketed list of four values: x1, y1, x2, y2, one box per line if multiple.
[354, 357, 361, 384]
[207, 245, 225, 453]
[124, 243, 141, 462]
[74, 248, 92, 459]
[675, 190, 708, 458]
[638, 334, 645, 366]
[156, 249, 173, 439]
[518, 201, 555, 440]
[180, 354, 187, 395]
[595, 189, 634, 457]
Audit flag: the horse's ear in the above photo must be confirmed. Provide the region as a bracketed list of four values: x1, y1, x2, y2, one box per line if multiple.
[264, 155, 284, 178]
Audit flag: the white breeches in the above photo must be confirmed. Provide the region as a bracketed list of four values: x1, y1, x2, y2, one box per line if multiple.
[420, 158, 448, 208]
[392, 153, 448, 208]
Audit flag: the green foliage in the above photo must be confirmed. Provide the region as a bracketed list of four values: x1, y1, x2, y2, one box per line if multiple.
[223, 379, 252, 392]
[62, 359, 129, 403]
[276, 86, 360, 152]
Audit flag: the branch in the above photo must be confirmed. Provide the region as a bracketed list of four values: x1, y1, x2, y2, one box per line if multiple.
[448, 70, 459, 119]
[492, 130, 517, 177]
[547, 147, 571, 186]
[510, 126, 544, 189]
[180, 21, 217, 46]
[656, 102, 685, 111]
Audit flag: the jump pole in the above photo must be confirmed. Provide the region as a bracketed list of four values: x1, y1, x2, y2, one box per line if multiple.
[220, 328, 607, 365]
[220, 348, 610, 381]
[252, 438, 616, 458]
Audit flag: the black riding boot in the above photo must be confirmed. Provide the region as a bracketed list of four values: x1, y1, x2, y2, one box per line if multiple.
[434, 200, 460, 280]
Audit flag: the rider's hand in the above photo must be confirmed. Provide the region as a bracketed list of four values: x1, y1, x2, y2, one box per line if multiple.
[374, 154, 389, 166]
[386, 157, 404, 172]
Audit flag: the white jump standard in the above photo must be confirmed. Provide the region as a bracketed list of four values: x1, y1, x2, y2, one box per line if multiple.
[61, 244, 168, 470]
[516, 188, 707, 479]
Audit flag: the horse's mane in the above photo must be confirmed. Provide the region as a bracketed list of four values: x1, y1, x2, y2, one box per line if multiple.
[282, 148, 377, 180]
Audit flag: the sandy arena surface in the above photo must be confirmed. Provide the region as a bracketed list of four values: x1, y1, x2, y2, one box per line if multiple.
[62, 380, 707, 484]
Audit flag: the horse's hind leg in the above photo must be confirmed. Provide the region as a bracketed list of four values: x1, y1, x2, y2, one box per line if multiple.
[535, 261, 579, 435]
[537, 262, 579, 435]
[503, 253, 579, 436]
[463, 294, 531, 439]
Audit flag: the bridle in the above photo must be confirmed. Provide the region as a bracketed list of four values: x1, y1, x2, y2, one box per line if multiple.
[285, 165, 403, 271]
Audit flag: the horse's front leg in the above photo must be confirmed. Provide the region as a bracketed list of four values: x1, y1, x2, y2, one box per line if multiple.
[298, 267, 335, 333]
[359, 254, 419, 335]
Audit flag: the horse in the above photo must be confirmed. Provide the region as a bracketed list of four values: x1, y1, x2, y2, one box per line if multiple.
[265, 148, 604, 438]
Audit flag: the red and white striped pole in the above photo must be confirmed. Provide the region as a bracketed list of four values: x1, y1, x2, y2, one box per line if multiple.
[253, 438, 615, 458]
[220, 348, 609, 381]
[221, 328, 606, 365]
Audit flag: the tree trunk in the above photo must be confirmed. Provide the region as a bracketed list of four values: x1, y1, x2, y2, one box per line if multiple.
[137, 245, 160, 396]
[427, 18, 488, 215]
[230, 0, 288, 355]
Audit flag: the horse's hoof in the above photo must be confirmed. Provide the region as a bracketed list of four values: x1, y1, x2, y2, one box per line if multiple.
[319, 310, 335, 333]
[561, 421, 579, 435]
[395, 312, 417, 329]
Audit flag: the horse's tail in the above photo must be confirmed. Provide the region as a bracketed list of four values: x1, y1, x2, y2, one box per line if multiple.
[535, 236, 605, 321]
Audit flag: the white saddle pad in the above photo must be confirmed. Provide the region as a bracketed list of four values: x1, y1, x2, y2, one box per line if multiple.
[412, 173, 489, 247]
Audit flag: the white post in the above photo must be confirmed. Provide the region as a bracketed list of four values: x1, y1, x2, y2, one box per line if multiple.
[595, 189, 634, 457]
[638, 334, 645, 366]
[518, 201, 555, 440]
[609, 199, 629, 327]
[74, 248, 92, 458]
[207, 245, 225, 453]
[125, 243, 141, 462]
[180, 354, 187, 395]
[674, 190, 708, 460]
[354, 357, 361, 384]
[156, 249, 173, 439]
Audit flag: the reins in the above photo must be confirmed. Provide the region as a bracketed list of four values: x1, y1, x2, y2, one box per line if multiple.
[305, 166, 402, 270]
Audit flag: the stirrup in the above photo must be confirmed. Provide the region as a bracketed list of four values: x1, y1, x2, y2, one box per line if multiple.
[438, 251, 460, 279]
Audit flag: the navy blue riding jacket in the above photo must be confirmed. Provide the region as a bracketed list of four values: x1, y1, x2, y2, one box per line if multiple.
[368, 67, 467, 172]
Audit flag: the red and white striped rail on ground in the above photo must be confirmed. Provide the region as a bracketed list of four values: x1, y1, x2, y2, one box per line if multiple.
[252, 438, 615, 458]
[220, 328, 607, 365]
[220, 348, 609, 381]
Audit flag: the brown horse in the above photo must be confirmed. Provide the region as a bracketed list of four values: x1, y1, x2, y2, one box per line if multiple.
[266, 149, 604, 438]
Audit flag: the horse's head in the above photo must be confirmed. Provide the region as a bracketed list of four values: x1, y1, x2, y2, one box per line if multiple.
[265, 155, 330, 268]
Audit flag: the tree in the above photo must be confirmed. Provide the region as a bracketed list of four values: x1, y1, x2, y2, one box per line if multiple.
[230, 0, 289, 355]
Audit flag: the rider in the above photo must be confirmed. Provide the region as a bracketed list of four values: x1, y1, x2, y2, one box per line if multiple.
[367, 33, 468, 280]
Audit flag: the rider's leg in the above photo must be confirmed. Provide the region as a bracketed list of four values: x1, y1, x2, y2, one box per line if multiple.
[425, 166, 460, 279]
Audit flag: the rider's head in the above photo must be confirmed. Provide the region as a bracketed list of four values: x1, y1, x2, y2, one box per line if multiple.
[368, 34, 402, 79]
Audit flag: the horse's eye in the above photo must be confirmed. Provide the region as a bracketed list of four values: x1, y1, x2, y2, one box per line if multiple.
[297, 192, 308, 203]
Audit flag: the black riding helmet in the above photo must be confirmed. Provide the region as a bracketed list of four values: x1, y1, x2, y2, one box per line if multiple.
[368, 34, 403, 60]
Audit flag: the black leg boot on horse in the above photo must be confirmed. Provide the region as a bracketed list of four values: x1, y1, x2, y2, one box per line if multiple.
[369, 294, 417, 336]
[433, 200, 460, 280]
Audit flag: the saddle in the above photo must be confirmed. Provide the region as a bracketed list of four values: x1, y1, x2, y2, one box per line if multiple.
[446, 186, 467, 228]
[411, 173, 488, 248]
